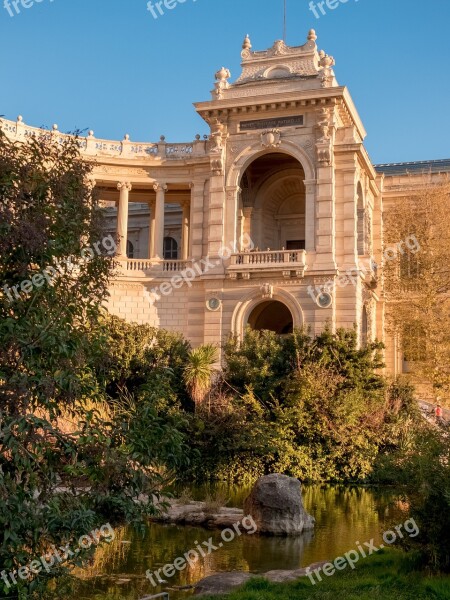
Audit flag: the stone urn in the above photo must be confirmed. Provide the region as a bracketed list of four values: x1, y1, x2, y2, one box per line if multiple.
[243, 474, 315, 536]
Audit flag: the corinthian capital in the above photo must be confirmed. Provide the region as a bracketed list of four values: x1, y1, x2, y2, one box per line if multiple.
[153, 182, 168, 193]
[117, 181, 132, 192]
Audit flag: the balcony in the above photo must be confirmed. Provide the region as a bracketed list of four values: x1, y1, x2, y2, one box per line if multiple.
[228, 250, 307, 280]
[119, 259, 192, 277]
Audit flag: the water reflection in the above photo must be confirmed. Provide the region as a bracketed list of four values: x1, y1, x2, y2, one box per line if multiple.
[69, 485, 406, 600]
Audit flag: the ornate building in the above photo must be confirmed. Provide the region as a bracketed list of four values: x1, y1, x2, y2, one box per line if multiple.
[2, 30, 449, 376]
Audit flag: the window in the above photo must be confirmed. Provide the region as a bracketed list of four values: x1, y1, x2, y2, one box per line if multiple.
[286, 240, 305, 250]
[357, 183, 366, 255]
[400, 252, 421, 279]
[126, 240, 134, 259]
[402, 322, 426, 363]
[163, 237, 178, 260]
[361, 307, 368, 347]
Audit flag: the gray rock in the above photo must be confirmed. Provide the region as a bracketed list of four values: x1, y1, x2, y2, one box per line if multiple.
[243, 474, 315, 536]
[154, 501, 245, 529]
[194, 572, 252, 596]
[194, 561, 329, 595]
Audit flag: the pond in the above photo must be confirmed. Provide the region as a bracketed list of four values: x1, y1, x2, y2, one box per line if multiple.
[67, 484, 407, 600]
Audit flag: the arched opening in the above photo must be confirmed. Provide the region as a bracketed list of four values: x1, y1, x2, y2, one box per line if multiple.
[248, 301, 293, 334]
[357, 183, 366, 256]
[361, 306, 368, 347]
[126, 240, 134, 259]
[239, 153, 306, 251]
[163, 236, 178, 260]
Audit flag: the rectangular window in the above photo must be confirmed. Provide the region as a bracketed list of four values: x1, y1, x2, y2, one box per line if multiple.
[286, 240, 305, 250]
[402, 323, 426, 363]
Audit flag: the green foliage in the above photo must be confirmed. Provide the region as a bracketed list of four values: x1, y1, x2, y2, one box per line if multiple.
[183, 327, 411, 483]
[371, 381, 450, 572]
[392, 425, 450, 573]
[94, 315, 190, 405]
[224, 327, 385, 404]
[0, 131, 188, 598]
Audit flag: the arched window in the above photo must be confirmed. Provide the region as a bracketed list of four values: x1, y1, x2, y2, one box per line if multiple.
[361, 306, 368, 347]
[357, 183, 366, 255]
[126, 240, 134, 259]
[163, 237, 178, 260]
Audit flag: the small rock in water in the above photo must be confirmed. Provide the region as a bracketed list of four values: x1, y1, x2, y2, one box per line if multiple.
[194, 572, 252, 596]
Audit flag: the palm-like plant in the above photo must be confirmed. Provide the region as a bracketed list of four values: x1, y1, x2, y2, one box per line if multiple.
[183, 344, 218, 409]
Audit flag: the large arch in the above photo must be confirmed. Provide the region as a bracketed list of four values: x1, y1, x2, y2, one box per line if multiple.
[248, 301, 294, 334]
[227, 142, 316, 253]
[231, 287, 304, 340]
[226, 140, 316, 188]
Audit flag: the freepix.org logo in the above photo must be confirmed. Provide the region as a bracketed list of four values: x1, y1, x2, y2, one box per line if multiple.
[3, 0, 55, 18]
[147, 0, 198, 20]
[309, 0, 360, 20]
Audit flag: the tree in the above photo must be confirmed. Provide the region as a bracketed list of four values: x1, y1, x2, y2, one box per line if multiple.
[383, 183, 450, 401]
[0, 130, 187, 597]
[181, 328, 394, 483]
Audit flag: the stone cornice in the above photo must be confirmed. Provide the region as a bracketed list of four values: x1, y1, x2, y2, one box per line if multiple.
[195, 87, 345, 117]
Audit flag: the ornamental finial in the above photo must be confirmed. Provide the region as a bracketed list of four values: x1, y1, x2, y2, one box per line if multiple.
[308, 29, 317, 42]
[242, 34, 252, 51]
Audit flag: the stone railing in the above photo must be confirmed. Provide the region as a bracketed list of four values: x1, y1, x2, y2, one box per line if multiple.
[231, 250, 306, 266]
[121, 258, 192, 275]
[162, 260, 191, 272]
[228, 250, 307, 279]
[124, 259, 155, 272]
[0, 117, 207, 160]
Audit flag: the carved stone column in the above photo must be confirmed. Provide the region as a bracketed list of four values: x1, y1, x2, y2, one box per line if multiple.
[314, 106, 336, 269]
[189, 180, 205, 260]
[224, 186, 241, 253]
[148, 200, 156, 259]
[116, 182, 132, 257]
[242, 207, 254, 244]
[303, 179, 316, 253]
[181, 200, 190, 260]
[153, 182, 167, 260]
[237, 208, 244, 251]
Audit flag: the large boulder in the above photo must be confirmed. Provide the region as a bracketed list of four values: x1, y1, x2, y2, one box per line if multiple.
[243, 474, 315, 536]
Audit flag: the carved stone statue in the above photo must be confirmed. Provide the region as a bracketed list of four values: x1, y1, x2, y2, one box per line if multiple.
[209, 118, 226, 154]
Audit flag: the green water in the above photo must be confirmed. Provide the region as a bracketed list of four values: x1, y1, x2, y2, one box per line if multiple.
[68, 485, 407, 600]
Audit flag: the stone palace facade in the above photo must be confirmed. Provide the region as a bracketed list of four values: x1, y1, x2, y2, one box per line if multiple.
[3, 30, 449, 376]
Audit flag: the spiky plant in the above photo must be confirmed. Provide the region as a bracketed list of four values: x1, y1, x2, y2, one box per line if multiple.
[183, 344, 218, 409]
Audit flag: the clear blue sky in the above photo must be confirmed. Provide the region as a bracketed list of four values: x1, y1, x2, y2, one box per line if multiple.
[1, 0, 449, 164]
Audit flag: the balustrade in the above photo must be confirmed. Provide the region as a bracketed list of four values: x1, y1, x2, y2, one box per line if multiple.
[0, 117, 203, 160]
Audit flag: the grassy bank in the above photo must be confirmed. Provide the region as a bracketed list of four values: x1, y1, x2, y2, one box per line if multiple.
[201, 551, 450, 600]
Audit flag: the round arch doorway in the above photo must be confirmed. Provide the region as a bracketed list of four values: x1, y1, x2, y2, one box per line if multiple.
[248, 301, 293, 334]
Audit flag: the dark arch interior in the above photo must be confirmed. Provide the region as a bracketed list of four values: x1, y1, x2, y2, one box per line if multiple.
[248, 301, 293, 334]
[239, 153, 306, 252]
